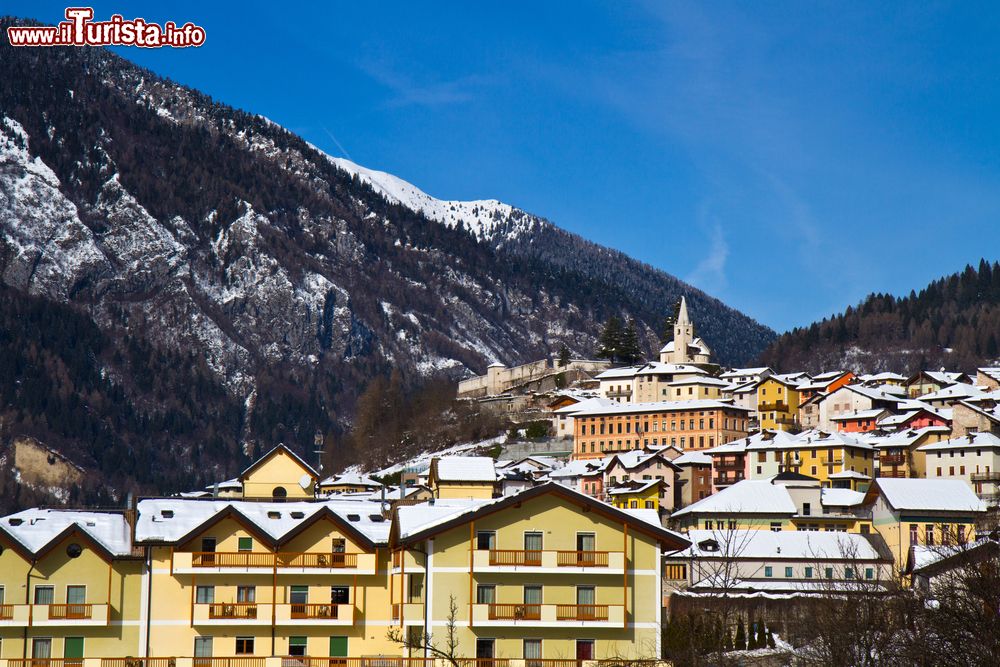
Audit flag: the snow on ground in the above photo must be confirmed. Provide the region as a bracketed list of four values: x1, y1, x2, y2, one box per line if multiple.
[342, 435, 507, 478]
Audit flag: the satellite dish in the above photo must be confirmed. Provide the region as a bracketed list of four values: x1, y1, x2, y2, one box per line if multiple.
[299, 473, 313, 490]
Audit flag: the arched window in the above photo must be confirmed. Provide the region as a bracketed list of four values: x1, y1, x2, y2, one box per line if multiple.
[272, 486, 288, 501]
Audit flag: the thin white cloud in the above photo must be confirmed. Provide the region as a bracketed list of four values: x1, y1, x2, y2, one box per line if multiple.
[360, 58, 493, 108]
[686, 218, 729, 293]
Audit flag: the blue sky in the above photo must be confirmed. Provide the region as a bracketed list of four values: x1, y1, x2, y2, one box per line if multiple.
[8, 1, 1000, 331]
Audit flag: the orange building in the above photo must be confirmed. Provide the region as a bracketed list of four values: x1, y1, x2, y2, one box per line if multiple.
[572, 399, 750, 459]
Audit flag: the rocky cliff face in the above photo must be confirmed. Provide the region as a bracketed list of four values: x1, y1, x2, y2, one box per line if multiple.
[0, 19, 775, 505]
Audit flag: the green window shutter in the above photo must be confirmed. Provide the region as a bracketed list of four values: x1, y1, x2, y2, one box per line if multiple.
[64, 638, 84, 659]
[238, 537, 253, 551]
[329, 636, 348, 657]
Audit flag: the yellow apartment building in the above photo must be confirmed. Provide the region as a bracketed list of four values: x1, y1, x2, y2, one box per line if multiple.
[756, 375, 803, 431]
[775, 431, 876, 490]
[392, 484, 688, 661]
[0, 447, 688, 665]
[0, 510, 143, 661]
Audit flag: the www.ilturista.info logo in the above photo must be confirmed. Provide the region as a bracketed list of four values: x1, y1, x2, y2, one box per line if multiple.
[7, 7, 206, 48]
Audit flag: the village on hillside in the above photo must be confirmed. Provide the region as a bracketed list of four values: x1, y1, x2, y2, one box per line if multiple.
[1, 296, 998, 663]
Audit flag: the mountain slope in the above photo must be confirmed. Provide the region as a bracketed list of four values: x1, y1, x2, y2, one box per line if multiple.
[0, 19, 774, 504]
[758, 259, 1000, 373]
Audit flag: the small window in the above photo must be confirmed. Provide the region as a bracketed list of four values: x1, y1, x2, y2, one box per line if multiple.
[476, 531, 496, 551]
[347, 514, 360, 522]
[195, 586, 215, 604]
[161, 510, 174, 519]
[237, 537, 253, 552]
[764, 566, 773, 578]
[267, 512, 281, 520]
[331, 586, 350, 604]
[194, 637, 213, 659]
[825, 567, 833, 579]
[785, 567, 793, 578]
[290, 511, 305, 519]
[804, 567, 813, 579]
[288, 637, 307, 657]
[235, 637, 254, 655]
[66, 543, 83, 558]
[865, 567, 874, 580]
[33, 586, 54, 605]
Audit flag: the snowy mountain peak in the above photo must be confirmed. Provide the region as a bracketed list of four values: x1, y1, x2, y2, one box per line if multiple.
[328, 156, 547, 244]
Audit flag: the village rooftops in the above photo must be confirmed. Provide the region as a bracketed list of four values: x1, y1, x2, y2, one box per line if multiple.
[671, 450, 714, 466]
[917, 431, 1000, 452]
[0, 508, 134, 559]
[607, 479, 663, 496]
[571, 398, 749, 417]
[134, 497, 393, 546]
[864, 478, 987, 513]
[429, 455, 497, 482]
[820, 488, 866, 507]
[830, 408, 890, 421]
[670, 479, 798, 517]
[672, 528, 886, 561]
[393, 482, 687, 546]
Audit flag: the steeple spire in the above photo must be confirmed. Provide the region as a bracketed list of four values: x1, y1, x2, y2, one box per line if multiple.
[677, 296, 690, 327]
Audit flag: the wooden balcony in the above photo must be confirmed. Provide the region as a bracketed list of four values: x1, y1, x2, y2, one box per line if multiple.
[714, 457, 744, 470]
[174, 551, 375, 575]
[8, 660, 84, 667]
[758, 402, 788, 412]
[488, 603, 541, 620]
[713, 475, 744, 487]
[473, 549, 623, 572]
[471, 602, 624, 626]
[274, 603, 355, 625]
[192, 602, 270, 625]
[280, 660, 436, 667]
[972, 472, 1000, 482]
[101, 660, 179, 667]
[30, 603, 110, 626]
[192, 659, 266, 667]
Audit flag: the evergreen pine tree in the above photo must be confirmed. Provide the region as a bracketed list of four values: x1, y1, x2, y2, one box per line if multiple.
[619, 318, 642, 365]
[734, 619, 746, 650]
[596, 316, 623, 362]
[766, 628, 776, 649]
[557, 343, 571, 367]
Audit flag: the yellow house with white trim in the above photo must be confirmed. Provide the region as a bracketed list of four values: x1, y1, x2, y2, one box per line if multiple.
[756, 375, 803, 431]
[0, 447, 688, 665]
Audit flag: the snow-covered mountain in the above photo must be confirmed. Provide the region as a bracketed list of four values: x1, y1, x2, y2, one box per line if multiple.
[0, 18, 774, 505]
[329, 157, 544, 244]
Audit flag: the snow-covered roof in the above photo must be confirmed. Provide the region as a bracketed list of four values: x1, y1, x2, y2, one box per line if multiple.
[720, 367, 771, 378]
[920, 383, 987, 403]
[827, 470, 870, 480]
[658, 338, 709, 354]
[545, 458, 609, 479]
[673, 529, 883, 561]
[607, 479, 662, 495]
[395, 497, 500, 540]
[135, 498, 392, 545]
[318, 472, 383, 489]
[871, 479, 986, 513]
[431, 456, 497, 482]
[672, 451, 713, 466]
[671, 479, 797, 518]
[820, 488, 866, 507]
[571, 398, 748, 417]
[553, 396, 615, 414]
[635, 362, 710, 376]
[917, 431, 1000, 452]
[607, 449, 672, 471]
[594, 366, 643, 380]
[0, 509, 133, 557]
[830, 408, 888, 421]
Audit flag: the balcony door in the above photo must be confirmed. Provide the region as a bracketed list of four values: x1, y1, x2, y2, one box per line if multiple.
[32, 638, 52, 659]
[194, 636, 213, 667]
[576, 586, 596, 619]
[576, 533, 596, 566]
[575, 640, 594, 661]
[523, 532, 543, 558]
[64, 637, 84, 667]
[66, 585, 87, 619]
[290, 585, 308, 618]
[201, 537, 217, 566]
[476, 638, 495, 659]
[33, 586, 54, 605]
